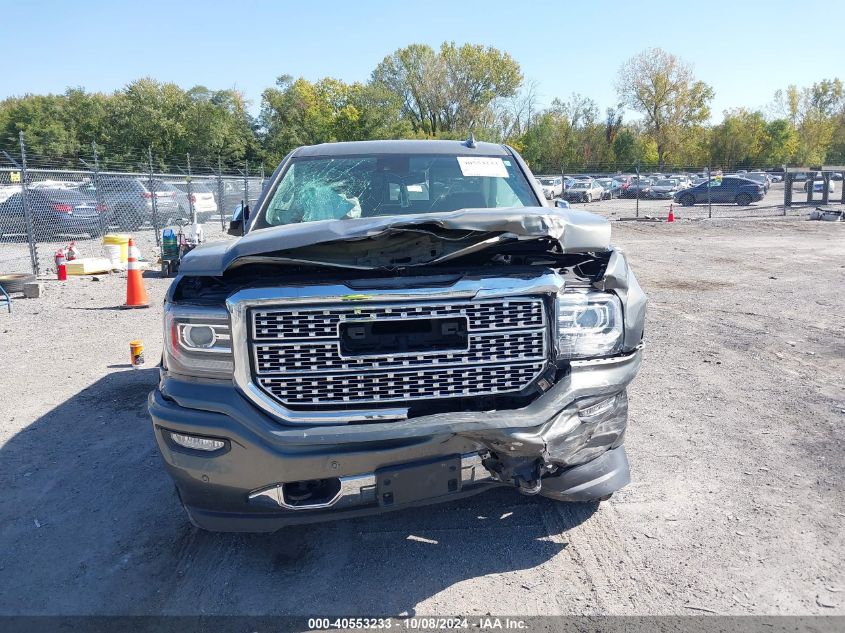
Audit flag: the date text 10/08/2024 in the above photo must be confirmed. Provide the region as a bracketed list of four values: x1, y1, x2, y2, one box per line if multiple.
[307, 618, 528, 630]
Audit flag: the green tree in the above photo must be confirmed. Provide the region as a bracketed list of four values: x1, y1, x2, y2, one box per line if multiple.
[616, 48, 714, 169]
[260, 75, 408, 165]
[710, 109, 767, 168]
[612, 128, 657, 170]
[760, 119, 799, 166]
[183, 86, 258, 165]
[372, 42, 522, 136]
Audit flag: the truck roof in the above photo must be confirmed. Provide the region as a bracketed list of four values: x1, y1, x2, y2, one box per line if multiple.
[293, 139, 512, 157]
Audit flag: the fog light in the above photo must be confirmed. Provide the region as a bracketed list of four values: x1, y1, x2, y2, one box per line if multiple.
[578, 395, 617, 420]
[170, 432, 225, 452]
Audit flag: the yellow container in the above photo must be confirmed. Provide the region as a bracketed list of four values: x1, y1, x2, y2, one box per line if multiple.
[103, 233, 131, 264]
[65, 257, 114, 275]
[129, 340, 145, 368]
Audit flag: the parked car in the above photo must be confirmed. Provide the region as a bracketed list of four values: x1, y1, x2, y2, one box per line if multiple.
[622, 177, 653, 198]
[830, 172, 843, 181]
[768, 173, 784, 183]
[649, 178, 683, 200]
[93, 176, 181, 230]
[595, 178, 623, 199]
[0, 187, 105, 239]
[217, 177, 266, 212]
[565, 179, 605, 203]
[668, 175, 691, 189]
[169, 181, 220, 221]
[0, 184, 21, 205]
[148, 138, 646, 531]
[744, 172, 771, 193]
[803, 179, 836, 194]
[674, 177, 765, 206]
[537, 176, 564, 200]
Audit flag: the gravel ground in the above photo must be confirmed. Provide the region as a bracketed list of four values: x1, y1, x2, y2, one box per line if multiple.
[0, 215, 843, 616]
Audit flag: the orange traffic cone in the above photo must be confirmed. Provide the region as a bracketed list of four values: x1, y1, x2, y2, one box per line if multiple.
[122, 237, 149, 309]
[667, 204, 675, 223]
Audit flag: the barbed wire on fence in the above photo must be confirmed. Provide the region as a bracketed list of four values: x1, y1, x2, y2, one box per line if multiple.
[0, 133, 267, 277]
[1, 133, 842, 278]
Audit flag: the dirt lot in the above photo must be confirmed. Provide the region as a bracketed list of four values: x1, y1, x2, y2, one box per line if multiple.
[0, 216, 843, 616]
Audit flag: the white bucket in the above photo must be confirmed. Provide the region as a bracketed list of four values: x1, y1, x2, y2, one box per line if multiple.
[104, 243, 124, 270]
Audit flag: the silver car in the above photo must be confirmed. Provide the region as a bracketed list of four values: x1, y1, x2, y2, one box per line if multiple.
[565, 179, 604, 203]
[538, 176, 563, 199]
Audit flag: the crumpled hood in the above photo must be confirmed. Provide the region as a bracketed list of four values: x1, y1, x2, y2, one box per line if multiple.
[179, 207, 611, 276]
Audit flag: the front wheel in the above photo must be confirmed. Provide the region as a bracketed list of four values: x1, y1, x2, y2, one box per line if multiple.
[736, 193, 752, 206]
[680, 194, 695, 207]
[585, 193, 592, 203]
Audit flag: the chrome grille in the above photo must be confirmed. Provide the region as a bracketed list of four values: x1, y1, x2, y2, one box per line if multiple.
[253, 299, 544, 340]
[254, 330, 545, 374]
[257, 362, 544, 405]
[249, 297, 548, 407]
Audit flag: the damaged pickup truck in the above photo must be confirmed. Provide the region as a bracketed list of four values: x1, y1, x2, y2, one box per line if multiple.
[148, 139, 646, 532]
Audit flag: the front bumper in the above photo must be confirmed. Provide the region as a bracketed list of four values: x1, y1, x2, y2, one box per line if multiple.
[148, 349, 642, 531]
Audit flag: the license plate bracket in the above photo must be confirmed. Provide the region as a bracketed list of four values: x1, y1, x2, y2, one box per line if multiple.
[376, 456, 462, 507]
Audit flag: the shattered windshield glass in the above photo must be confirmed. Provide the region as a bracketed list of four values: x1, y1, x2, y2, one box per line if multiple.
[255, 154, 538, 229]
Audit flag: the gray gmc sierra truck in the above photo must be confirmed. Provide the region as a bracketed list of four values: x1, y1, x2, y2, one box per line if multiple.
[147, 139, 646, 532]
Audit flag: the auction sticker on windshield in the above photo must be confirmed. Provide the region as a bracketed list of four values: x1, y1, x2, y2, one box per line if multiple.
[457, 156, 509, 178]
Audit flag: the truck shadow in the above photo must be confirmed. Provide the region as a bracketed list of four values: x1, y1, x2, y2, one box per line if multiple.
[0, 369, 596, 616]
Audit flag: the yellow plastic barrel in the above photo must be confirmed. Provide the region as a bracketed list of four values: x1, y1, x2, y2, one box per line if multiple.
[103, 233, 131, 265]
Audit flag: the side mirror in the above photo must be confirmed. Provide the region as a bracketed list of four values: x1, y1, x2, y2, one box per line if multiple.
[555, 199, 570, 209]
[227, 203, 249, 236]
[227, 219, 243, 236]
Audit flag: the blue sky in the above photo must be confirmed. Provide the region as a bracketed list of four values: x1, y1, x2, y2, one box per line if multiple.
[3, 0, 843, 121]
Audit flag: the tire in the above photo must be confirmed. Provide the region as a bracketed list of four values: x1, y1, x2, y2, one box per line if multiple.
[680, 194, 695, 207]
[0, 273, 36, 294]
[736, 193, 752, 206]
[586, 194, 592, 203]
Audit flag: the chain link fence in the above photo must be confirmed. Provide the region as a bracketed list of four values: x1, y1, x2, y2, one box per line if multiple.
[0, 135, 266, 276]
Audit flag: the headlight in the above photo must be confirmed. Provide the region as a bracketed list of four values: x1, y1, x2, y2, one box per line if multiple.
[556, 288, 623, 359]
[164, 304, 233, 379]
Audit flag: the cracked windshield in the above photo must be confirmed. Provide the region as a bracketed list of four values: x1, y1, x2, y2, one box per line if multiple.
[257, 154, 537, 228]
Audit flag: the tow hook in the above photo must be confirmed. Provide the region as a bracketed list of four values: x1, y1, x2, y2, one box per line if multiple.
[482, 454, 546, 495]
[514, 476, 542, 495]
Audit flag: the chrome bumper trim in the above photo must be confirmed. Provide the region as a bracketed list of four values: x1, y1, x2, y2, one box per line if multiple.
[248, 452, 493, 511]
